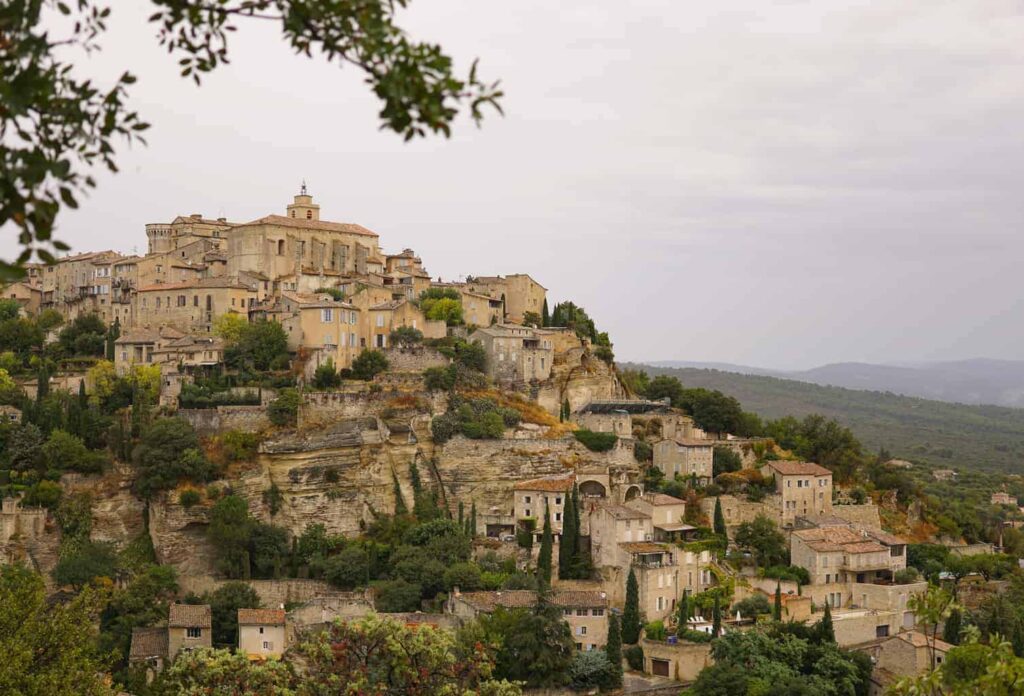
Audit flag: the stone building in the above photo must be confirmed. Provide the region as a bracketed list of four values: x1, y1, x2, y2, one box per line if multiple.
[992, 491, 1017, 506]
[133, 278, 257, 333]
[128, 627, 168, 681]
[513, 475, 574, 540]
[760, 460, 833, 527]
[167, 603, 212, 657]
[865, 631, 952, 693]
[626, 492, 694, 542]
[0, 496, 47, 543]
[464, 273, 547, 325]
[790, 525, 908, 588]
[237, 608, 287, 659]
[459, 288, 504, 328]
[252, 291, 362, 370]
[652, 438, 714, 483]
[469, 323, 553, 384]
[113, 325, 186, 374]
[447, 589, 609, 651]
[2, 281, 42, 316]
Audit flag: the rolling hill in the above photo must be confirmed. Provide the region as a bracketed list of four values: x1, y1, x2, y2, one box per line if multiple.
[625, 363, 1024, 475]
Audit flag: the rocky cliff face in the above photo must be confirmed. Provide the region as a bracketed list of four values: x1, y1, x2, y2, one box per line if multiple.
[537, 350, 625, 414]
[62, 464, 146, 548]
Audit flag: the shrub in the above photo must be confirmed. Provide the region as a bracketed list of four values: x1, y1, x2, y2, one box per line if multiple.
[894, 567, 920, 584]
[624, 645, 644, 671]
[220, 430, 260, 463]
[569, 650, 615, 690]
[22, 479, 62, 509]
[323, 547, 370, 590]
[351, 349, 389, 380]
[312, 359, 341, 390]
[389, 326, 423, 347]
[268, 388, 300, 427]
[462, 411, 505, 439]
[54, 540, 118, 589]
[179, 489, 201, 508]
[573, 429, 618, 452]
[644, 620, 667, 641]
[762, 565, 810, 585]
[423, 365, 456, 392]
[314, 287, 345, 301]
[634, 440, 653, 462]
[132, 419, 215, 499]
[732, 594, 772, 618]
[373, 579, 422, 612]
[678, 629, 713, 643]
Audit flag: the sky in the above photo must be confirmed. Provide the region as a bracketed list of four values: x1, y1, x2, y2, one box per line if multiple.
[8, 1, 1024, 369]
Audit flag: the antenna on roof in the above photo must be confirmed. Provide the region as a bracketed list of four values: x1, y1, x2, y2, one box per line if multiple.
[300, 179, 308, 195]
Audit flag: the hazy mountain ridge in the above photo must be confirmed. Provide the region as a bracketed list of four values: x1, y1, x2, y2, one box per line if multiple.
[624, 363, 1024, 474]
[648, 358, 1024, 408]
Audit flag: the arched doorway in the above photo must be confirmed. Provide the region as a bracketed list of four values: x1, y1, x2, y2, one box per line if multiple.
[579, 480, 607, 498]
[624, 485, 642, 501]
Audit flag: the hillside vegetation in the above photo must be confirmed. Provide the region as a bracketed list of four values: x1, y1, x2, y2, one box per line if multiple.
[624, 364, 1024, 475]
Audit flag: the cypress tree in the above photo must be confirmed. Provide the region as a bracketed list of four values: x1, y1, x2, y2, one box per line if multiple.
[542, 298, 550, 327]
[392, 473, 408, 516]
[470, 501, 477, 537]
[943, 607, 962, 645]
[562, 398, 571, 422]
[77, 379, 87, 409]
[713, 497, 726, 537]
[712, 595, 721, 638]
[558, 488, 576, 580]
[819, 601, 835, 643]
[1013, 621, 1024, 657]
[458, 501, 464, 527]
[537, 502, 553, 589]
[105, 317, 120, 362]
[622, 569, 641, 643]
[773, 582, 783, 621]
[606, 612, 623, 687]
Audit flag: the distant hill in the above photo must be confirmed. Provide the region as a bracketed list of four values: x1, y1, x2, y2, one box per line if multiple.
[625, 363, 1024, 474]
[649, 358, 1024, 408]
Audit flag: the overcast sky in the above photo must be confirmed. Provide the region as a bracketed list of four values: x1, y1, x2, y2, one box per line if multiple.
[9, 1, 1024, 369]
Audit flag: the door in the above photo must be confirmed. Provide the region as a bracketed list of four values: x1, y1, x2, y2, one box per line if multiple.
[652, 659, 670, 677]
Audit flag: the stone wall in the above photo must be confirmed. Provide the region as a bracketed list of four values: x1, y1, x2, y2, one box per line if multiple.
[299, 388, 445, 427]
[834, 503, 882, 530]
[641, 638, 714, 683]
[177, 575, 348, 607]
[383, 346, 450, 372]
[179, 406, 271, 436]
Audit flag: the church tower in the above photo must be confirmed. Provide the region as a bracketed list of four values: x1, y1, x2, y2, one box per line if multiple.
[286, 181, 320, 221]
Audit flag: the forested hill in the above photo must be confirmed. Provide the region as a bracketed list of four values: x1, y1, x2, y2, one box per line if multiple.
[624, 363, 1024, 475]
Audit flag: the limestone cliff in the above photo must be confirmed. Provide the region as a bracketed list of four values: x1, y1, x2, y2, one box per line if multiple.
[537, 349, 625, 414]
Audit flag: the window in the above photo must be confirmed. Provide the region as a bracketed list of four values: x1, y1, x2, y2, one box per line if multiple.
[657, 596, 664, 611]
[259, 627, 264, 634]
[321, 308, 333, 322]
[555, 497, 562, 505]
[576, 609, 587, 616]
[786, 480, 791, 488]
[564, 609, 573, 616]
[156, 297, 161, 308]
[876, 625, 890, 638]
[555, 513, 562, 522]
[376, 314, 385, 327]
[186, 627, 202, 639]
[277, 240, 285, 255]
[576, 626, 587, 635]
[193, 296, 198, 307]
[524, 509, 531, 517]
[349, 311, 357, 324]
[177, 295, 186, 307]
[797, 480, 803, 488]
[263, 641, 274, 650]
[592, 608, 604, 616]
[524, 496, 531, 504]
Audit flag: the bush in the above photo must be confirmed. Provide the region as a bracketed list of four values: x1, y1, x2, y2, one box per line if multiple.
[677, 629, 713, 643]
[390, 326, 423, 347]
[179, 489, 201, 508]
[54, 539, 118, 589]
[22, 479, 62, 509]
[312, 359, 341, 390]
[220, 430, 260, 462]
[132, 418, 216, 499]
[644, 620, 667, 641]
[633, 440, 653, 462]
[569, 650, 616, 690]
[732, 594, 772, 618]
[763, 565, 810, 585]
[323, 547, 369, 590]
[351, 349, 389, 380]
[443, 562, 482, 592]
[314, 287, 345, 301]
[224, 320, 289, 372]
[373, 579, 422, 612]
[624, 645, 644, 671]
[573, 429, 618, 452]
[894, 567, 920, 584]
[268, 388, 300, 427]
[423, 365, 456, 392]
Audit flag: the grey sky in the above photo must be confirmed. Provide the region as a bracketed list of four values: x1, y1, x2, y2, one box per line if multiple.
[9, 1, 1024, 369]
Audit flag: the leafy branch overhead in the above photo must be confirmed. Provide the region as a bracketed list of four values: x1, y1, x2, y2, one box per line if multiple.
[0, 0, 503, 277]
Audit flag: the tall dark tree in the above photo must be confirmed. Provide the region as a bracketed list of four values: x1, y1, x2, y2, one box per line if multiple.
[537, 503, 553, 590]
[457, 501, 464, 527]
[622, 569, 641, 644]
[712, 595, 722, 638]
[943, 607, 962, 645]
[470, 501, 478, 537]
[105, 317, 120, 361]
[713, 497, 727, 537]
[558, 488, 576, 580]
[773, 582, 783, 621]
[542, 298, 550, 327]
[606, 612, 623, 687]
[818, 602, 835, 643]
[392, 472, 407, 516]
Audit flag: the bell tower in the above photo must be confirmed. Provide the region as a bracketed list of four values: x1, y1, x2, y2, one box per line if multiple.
[286, 180, 320, 221]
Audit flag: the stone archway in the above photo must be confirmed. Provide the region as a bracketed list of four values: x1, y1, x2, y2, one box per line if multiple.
[624, 485, 642, 501]
[579, 480, 607, 498]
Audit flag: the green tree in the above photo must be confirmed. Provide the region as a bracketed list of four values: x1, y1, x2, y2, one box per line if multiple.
[373, 579, 422, 612]
[818, 602, 835, 643]
[713, 497, 727, 537]
[645, 375, 685, 407]
[154, 647, 294, 695]
[224, 320, 289, 371]
[204, 582, 261, 649]
[249, 523, 289, 579]
[131, 418, 215, 498]
[944, 607, 963, 645]
[323, 547, 369, 590]
[477, 603, 575, 689]
[537, 503, 553, 589]
[713, 446, 743, 477]
[311, 358, 340, 389]
[0, 565, 114, 695]
[42, 429, 105, 474]
[623, 569, 641, 644]
[53, 540, 118, 590]
[390, 325, 424, 347]
[209, 495, 254, 579]
[6, 422, 44, 473]
[104, 317, 120, 362]
[909, 584, 957, 670]
[734, 514, 788, 568]
[393, 472, 408, 516]
[421, 297, 464, 325]
[57, 314, 106, 357]
[713, 594, 722, 637]
[606, 612, 623, 688]
[99, 564, 178, 665]
[351, 349, 389, 380]
[542, 298, 550, 327]
[268, 387, 300, 427]
[774, 582, 783, 621]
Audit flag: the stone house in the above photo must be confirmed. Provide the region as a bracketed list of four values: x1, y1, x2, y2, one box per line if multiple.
[146, 213, 232, 255]
[238, 608, 287, 659]
[790, 526, 908, 589]
[828, 607, 907, 647]
[446, 589, 608, 651]
[760, 460, 833, 526]
[513, 475, 574, 540]
[150, 334, 225, 371]
[128, 627, 168, 681]
[640, 638, 713, 681]
[2, 281, 42, 316]
[588, 502, 655, 566]
[576, 411, 632, 438]
[113, 325, 187, 374]
[1, 496, 47, 543]
[459, 289, 503, 328]
[652, 439, 714, 483]
[626, 492, 694, 542]
[469, 323, 554, 384]
[252, 291, 362, 369]
[133, 278, 257, 334]
[0, 404, 22, 424]
[464, 273, 547, 325]
[992, 491, 1017, 506]
[167, 603, 212, 657]
[865, 631, 952, 693]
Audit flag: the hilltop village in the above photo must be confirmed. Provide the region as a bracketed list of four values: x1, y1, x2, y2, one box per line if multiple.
[0, 190, 1013, 695]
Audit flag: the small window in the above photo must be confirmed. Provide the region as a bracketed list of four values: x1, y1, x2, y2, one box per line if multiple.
[186, 627, 201, 639]
[263, 641, 273, 650]
[592, 608, 604, 616]
[306, 210, 312, 219]
[524, 496, 531, 504]
[259, 627, 264, 634]
[576, 609, 587, 616]
[321, 308, 333, 323]
[277, 240, 285, 255]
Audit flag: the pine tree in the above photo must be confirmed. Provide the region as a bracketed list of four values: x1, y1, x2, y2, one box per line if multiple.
[542, 298, 550, 327]
[606, 612, 623, 687]
[537, 502, 553, 590]
[943, 607, 962, 645]
[392, 473, 408, 516]
[558, 488, 576, 580]
[713, 497, 727, 537]
[773, 582, 783, 621]
[470, 501, 477, 537]
[819, 601, 835, 643]
[712, 595, 722, 638]
[622, 569, 641, 643]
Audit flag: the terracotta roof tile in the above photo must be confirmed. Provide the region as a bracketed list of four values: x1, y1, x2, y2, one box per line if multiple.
[168, 603, 212, 628]
[620, 541, 672, 554]
[514, 475, 574, 492]
[238, 608, 286, 626]
[129, 627, 168, 659]
[765, 461, 832, 476]
[239, 214, 378, 238]
[598, 502, 649, 520]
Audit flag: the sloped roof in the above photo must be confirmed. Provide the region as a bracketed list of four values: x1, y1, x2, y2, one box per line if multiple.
[238, 214, 378, 238]
[792, 526, 896, 554]
[514, 475, 574, 492]
[640, 492, 686, 506]
[129, 627, 168, 659]
[238, 608, 286, 626]
[168, 603, 212, 628]
[598, 502, 649, 521]
[765, 461, 832, 476]
[620, 542, 671, 554]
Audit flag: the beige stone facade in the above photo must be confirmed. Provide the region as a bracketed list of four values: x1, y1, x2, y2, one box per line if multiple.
[640, 638, 713, 682]
[134, 279, 257, 333]
[2, 281, 42, 316]
[653, 439, 714, 483]
[465, 273, 546, 324]
[469, 323, 554, 384]
[760, 460, 833, 526]
[626, 492, 692, 542]
[790, 525, 907, 587]
[513, 475, 574, 539]
[166, 603, 212, 657]
[460, 289, 503, 328]
[237, 608, 287, 659]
